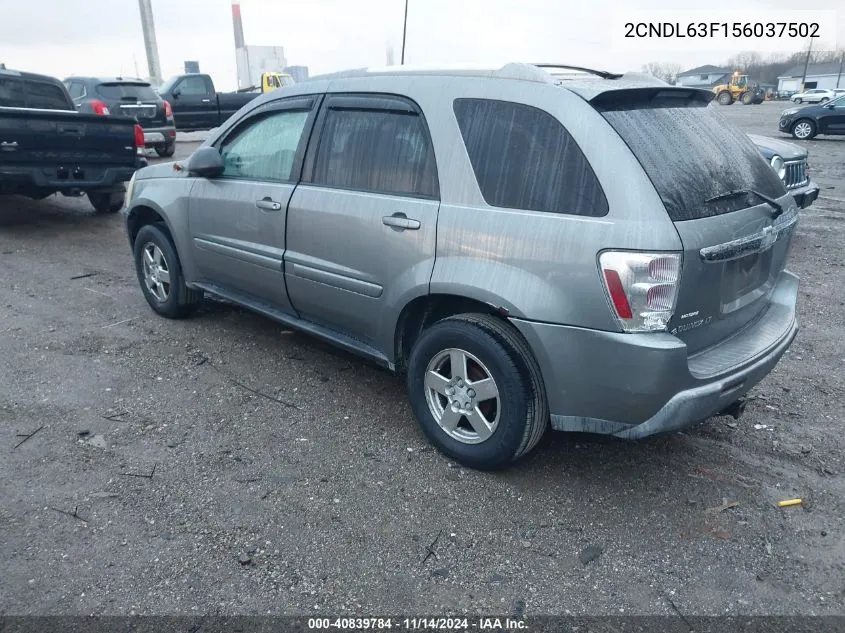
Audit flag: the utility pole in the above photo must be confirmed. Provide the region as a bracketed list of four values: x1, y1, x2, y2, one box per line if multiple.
[137, 0, 162, 85]
[400, 0, 409, 65]
[837, 51, 844, 89]
[799, 37, 813, 92]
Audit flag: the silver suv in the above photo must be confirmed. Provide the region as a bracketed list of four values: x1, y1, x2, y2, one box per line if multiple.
[123, 63, 799, 470]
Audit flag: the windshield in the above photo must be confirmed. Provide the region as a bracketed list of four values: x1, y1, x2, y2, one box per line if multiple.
[96, 82, 158, 100]
[601, 102, 786, 221]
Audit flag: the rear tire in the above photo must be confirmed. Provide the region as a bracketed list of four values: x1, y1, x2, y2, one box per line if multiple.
[155, 143, 175, 158]
[88, 189, 124, 214]
[406, 313, 548, 470]
[133, 224, 202, 318]
[820, 97, 829, 104]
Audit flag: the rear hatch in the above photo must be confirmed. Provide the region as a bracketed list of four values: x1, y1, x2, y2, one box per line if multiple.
[96, 81, 167, 127]
[594, 88, 796, 355]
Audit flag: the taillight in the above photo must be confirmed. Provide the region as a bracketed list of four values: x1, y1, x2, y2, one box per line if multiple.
[90, 100, 110, 115]
[163, 100, 173, 118]
[599, 252, 682, 332]
[134, 123, 145, 151]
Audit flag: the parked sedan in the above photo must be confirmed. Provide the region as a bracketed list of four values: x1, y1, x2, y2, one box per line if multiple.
[790, 88, 836, 104]
[749, 134, 819, 209]
[64, 76, 177, 157]
[778, 94, 845, 140]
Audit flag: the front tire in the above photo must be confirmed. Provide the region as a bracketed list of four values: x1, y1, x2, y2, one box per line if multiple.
[406, 314, 548, 470]
[740, 92, 752, 105]
[791, 119, 816, 140]
[133, 224, 202, 318]
[820, 97, 829, 104]
[717, 91, 733, 105]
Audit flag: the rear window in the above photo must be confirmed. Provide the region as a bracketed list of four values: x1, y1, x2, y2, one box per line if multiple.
[600, 103, 785, 221]
[96, 82, 158, 101]
[453, 99, 608, 217]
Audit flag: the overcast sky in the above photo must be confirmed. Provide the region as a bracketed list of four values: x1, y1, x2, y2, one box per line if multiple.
[1, 0, 841, 90]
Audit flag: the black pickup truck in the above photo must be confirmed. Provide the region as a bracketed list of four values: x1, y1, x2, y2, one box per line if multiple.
[0, 68, 146, 213]
[156, 73, 259, 131]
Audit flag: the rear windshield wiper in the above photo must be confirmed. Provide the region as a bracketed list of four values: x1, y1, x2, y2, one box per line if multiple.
[705, 189, 785, 219]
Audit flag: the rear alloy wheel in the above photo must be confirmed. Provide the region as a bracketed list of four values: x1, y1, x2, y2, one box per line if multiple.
[133, 224, 202, 318]
[155, 144, 175, 158]
[791, 119, 816, 140]
[407, 313, 548, 470]
[820, 97, 829, 104]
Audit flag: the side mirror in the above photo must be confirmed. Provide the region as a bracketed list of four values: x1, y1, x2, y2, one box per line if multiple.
[171, 88, 181, 98]
[187, 146, 224, 178]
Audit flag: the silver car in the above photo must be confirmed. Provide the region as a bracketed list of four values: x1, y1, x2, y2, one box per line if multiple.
[123, 63, 799, 470]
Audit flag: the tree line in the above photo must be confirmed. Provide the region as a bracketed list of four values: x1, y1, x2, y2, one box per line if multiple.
[642, 49, 845, 86]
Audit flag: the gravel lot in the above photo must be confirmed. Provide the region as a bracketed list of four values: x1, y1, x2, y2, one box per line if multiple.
[1, 101, 844, 617]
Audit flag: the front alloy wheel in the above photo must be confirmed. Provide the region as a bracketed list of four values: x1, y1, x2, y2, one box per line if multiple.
[141, 242, 171, 303]
[792, 120, 815, 140]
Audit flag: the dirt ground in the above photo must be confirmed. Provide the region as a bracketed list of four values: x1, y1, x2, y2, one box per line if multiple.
[1, 101, 843, 617]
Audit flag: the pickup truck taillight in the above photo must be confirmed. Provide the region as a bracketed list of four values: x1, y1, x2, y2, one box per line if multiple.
[599, 251, 682, 333]
[90, 100, 110, 116]
[134, 124, 145, 152]
[163, 100, 173, 119]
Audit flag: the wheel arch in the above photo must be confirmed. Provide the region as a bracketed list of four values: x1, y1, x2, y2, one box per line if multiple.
[393, 293, 514, 373]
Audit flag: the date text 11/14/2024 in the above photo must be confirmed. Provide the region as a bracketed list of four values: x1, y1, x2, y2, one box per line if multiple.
[308, 617, 527, 630]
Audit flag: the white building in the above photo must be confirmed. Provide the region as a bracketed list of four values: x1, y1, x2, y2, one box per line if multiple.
[676, 65, 732, 88]
[777, 62, 845, 94]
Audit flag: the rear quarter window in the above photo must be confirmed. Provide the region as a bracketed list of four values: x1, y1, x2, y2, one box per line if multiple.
[453, 98, 608, 217]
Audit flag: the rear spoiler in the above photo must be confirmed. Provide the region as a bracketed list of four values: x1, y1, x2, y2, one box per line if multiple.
[590, 87, 715, 111]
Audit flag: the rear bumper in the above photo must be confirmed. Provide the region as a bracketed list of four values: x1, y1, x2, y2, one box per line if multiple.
[0, 160, 143, 195]
[511, 271, 799, 439]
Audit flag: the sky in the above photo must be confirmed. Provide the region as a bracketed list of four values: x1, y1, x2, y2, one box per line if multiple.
[0, 0, 842, 91]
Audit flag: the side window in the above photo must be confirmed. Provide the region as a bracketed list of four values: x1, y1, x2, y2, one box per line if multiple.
[219, 109, 309, 181]
[453, 98, 608, 217]
[25, 81, 72, 110]
[178, 76, 209, 96]
[311, 104, 438, 198]
[65, 81, 84, 99]
[0, 77, 26, 107]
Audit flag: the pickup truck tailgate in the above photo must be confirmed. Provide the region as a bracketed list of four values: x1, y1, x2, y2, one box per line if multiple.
[0, 107, 138, 188]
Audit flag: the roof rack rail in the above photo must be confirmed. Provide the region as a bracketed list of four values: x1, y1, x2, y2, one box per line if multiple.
[531, 64, 623, 80]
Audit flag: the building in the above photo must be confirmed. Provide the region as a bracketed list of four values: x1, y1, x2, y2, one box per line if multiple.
[284, 65, 310, 83]
[777, 62, 845, 94]
[235, 45, 287, 90]
[676, 65, 732, 88]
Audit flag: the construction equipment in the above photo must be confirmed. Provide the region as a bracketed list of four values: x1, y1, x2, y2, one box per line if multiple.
[235, 71, 295, 94]
[712, 72, 763, 105]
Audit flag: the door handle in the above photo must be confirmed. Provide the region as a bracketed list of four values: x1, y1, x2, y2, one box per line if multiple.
[255, 198, 282, 211]
[0, 141, 19, 151]
[382, 213, 421, 231]
[202, 98, 211, 103]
